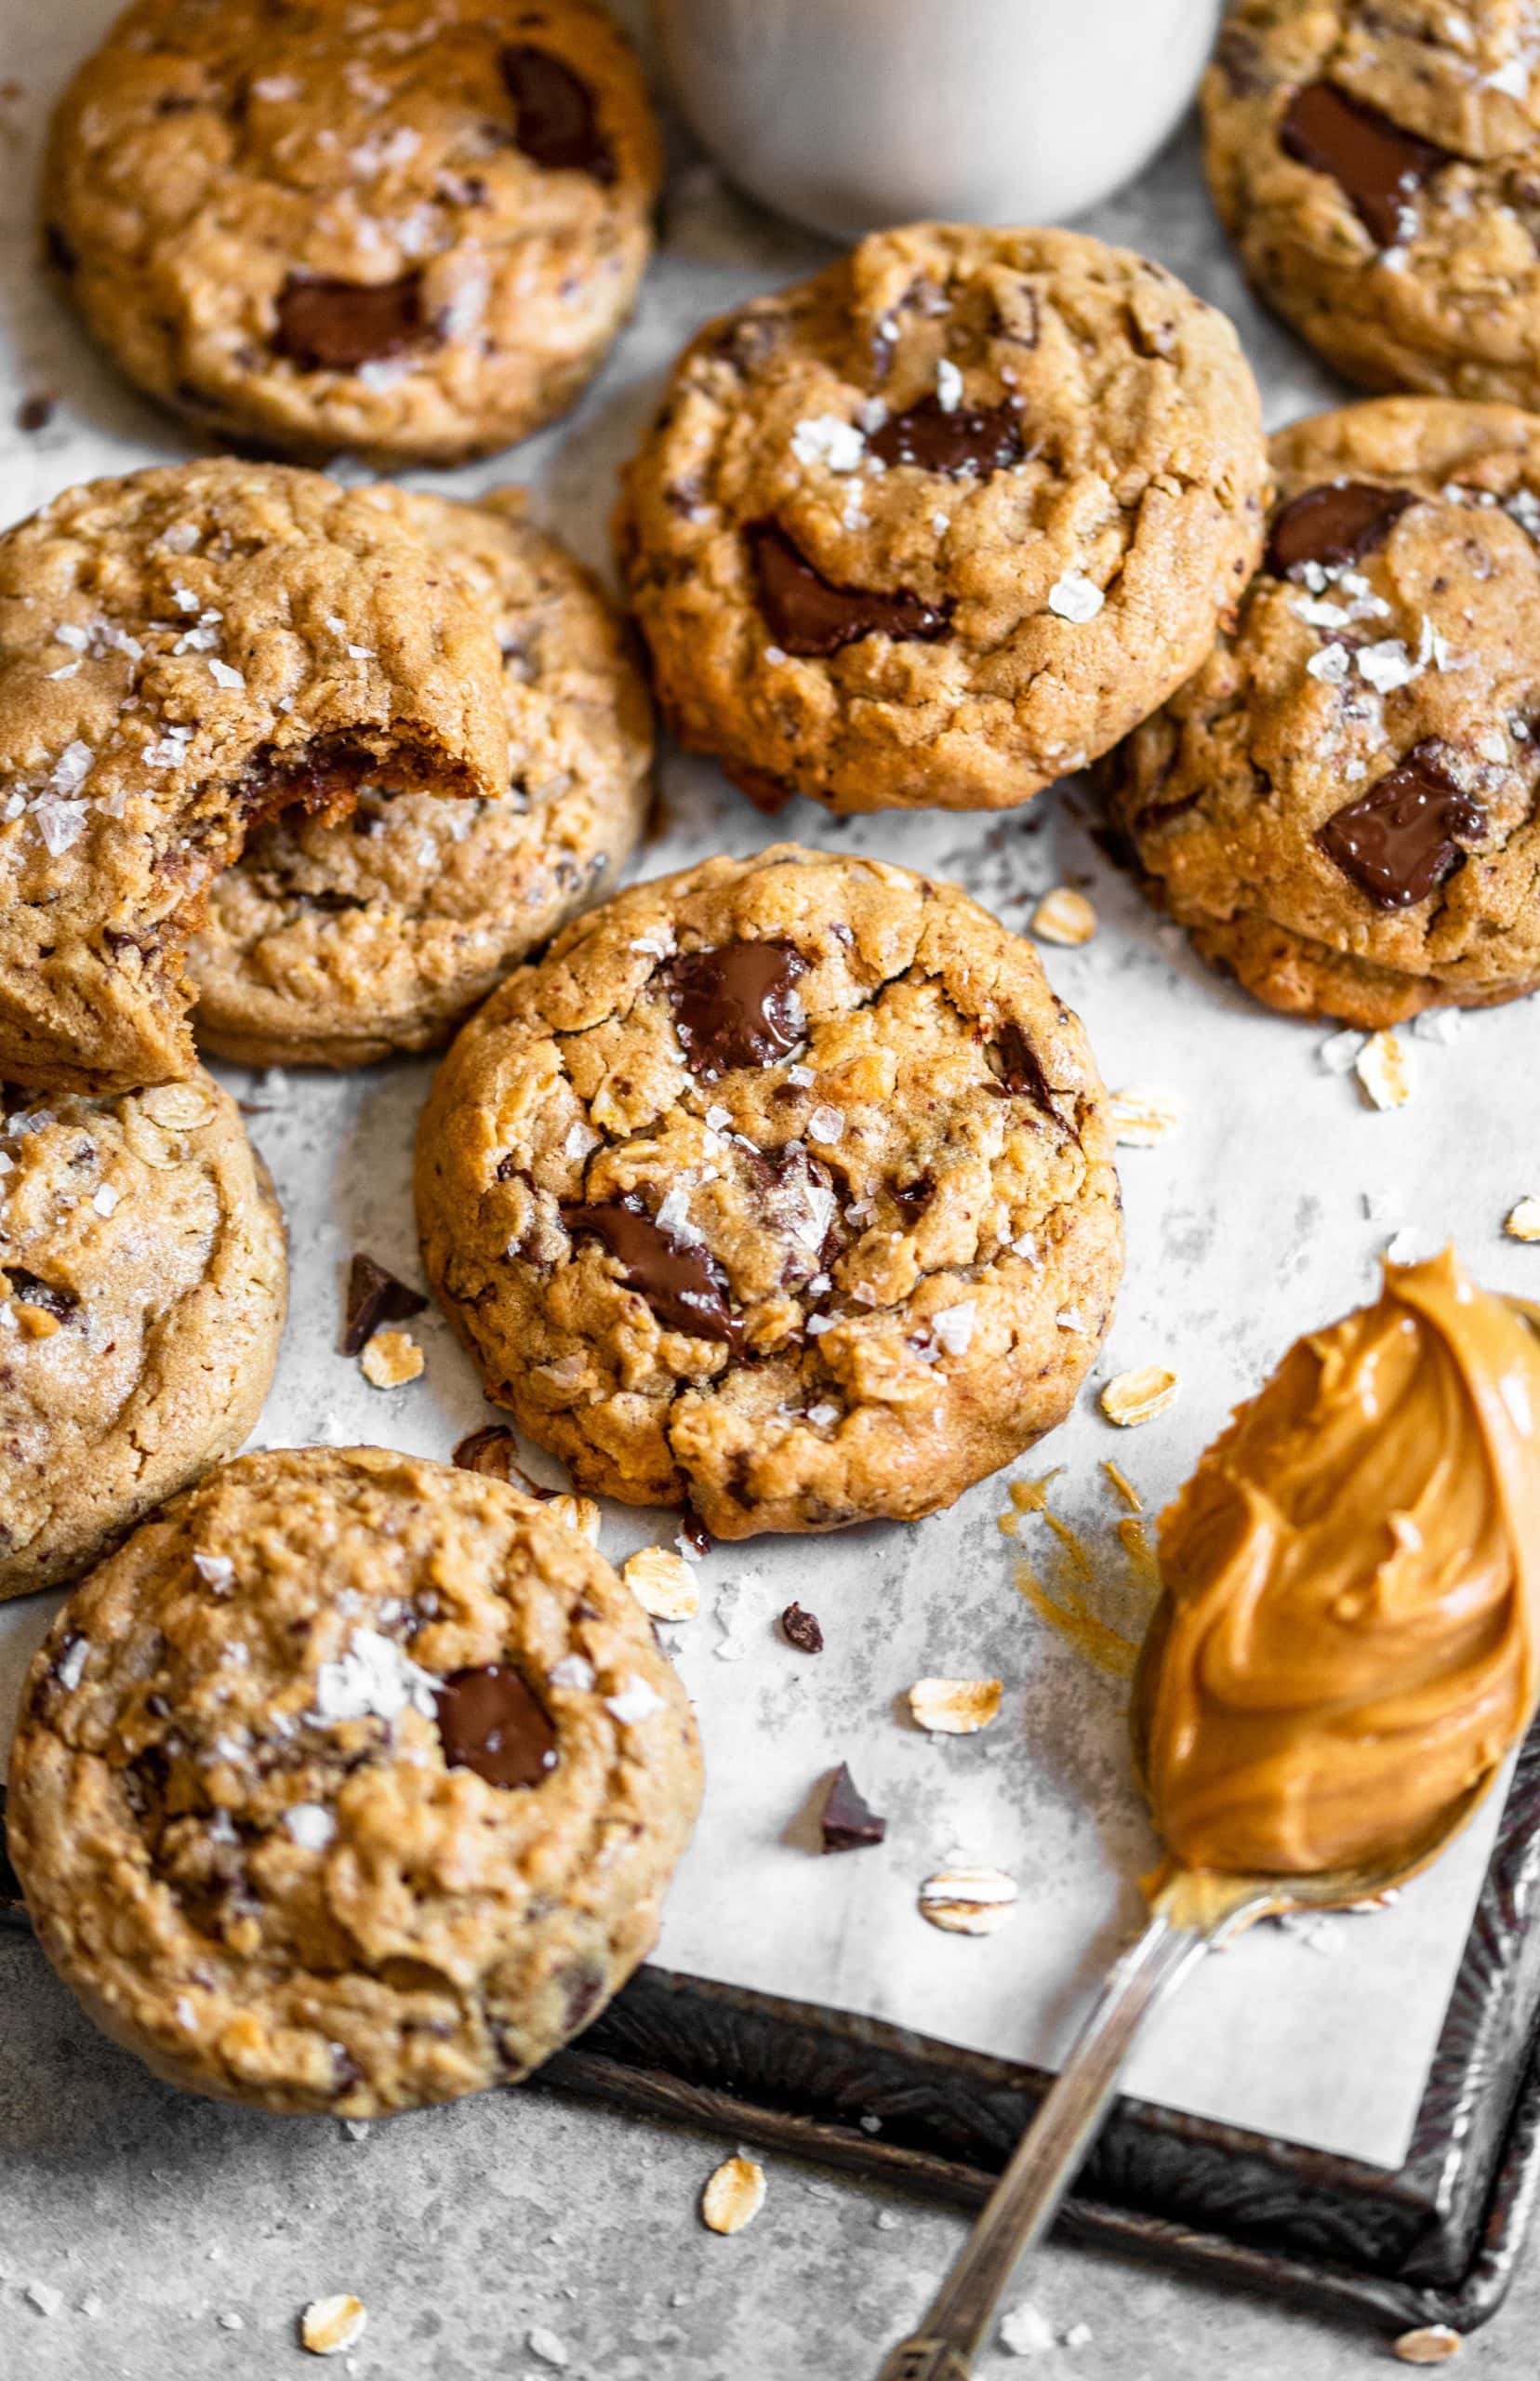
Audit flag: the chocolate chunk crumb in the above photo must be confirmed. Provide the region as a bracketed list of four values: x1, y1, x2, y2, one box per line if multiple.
[679, 1499, 711, 1558]
[781, 1603, 824, 1654]
[451, 1423, 555, 1498]
[821, 1763, 885, 1852]
[342, 1253, 428, 1356]
[16, 393, 54, 433]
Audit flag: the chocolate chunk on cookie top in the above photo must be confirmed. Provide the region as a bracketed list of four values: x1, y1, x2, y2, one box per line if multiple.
[7, 1447, 701, 2116]
[416, 845, 1123, 1536]
[0, 459, 510, 1094]
[0, 1072, 286, 1600]
[1106, 397, 1540, 1026]
[44, 0, 662, 466]
[1204, 0, 1540, 408]
[617, 223, 1268, 816]
[188, 488, 653, 1071]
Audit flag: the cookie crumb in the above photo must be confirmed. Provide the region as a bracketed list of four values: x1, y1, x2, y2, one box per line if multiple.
[1356, 1030, 1411, 1111]
[622, 1545, 698, 1621]
[1109, 1089, 1182, 1146]
[999, 2302, 1055, 2357]
[908, 1677, 1002, 1735]
[300, 2295, 366, 2356]
[701, 2156, 766, 2235]
[1031, 886, 1097, 946]
[526, 2326, 570, 2368]
[1506, 1198, 1540, 1243]
[919, 1864, 1018, 1935]
[359, 1328, 423, 1388]
[1392, 2327, 1462, 2366]
[1100, 1366, 1178, 1428]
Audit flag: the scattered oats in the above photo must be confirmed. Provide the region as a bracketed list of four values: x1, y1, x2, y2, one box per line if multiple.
[936, 358, 963, 410]
[192, 1551, 235, 1592]
[360, 1327, 423, 1387]
[701, 2156, 766, 2235]
[219, 2312, 245, 2331]
[527, 2328, 570, 2369]
[909, 1677, 1002, 1735]
[56, 1638, 88, 1692]
[930, 1301, 976, 1356]
[206, 658, 246, 690]
[311, 1626, 438, 1725]
[1306, 641, 1351, 684]
[1507, 1197, 1540, 1242]
[1386, 1228, 1430, 1265]
[549, 1653, 595, 1692]
[604, 1675, 665, 1725]
[920, 1864, 1018, 1935]
[1100, 1366, 1178, 1428]
[1000, 2302, 1055, 2357]
[285, 1803, 336, 1851]
[790, 414, 865, 472]
[622, 1545, 698, 1623]
[1413, 1006, 1464, 1044]
[1031, 885, 1096, 947]
[1320, 1027, 1365, 1074]
[1109, 1089, 1182, 1146]
[547, 1494, 602, 1545]
[301, 2295, 367, 2357]
[140, 1079, 213, 1129]
[1046, 571, 1103, 624]
[1062, 2322, 1093, 2348]
[1392, 2327, 1462, 2366]
[805, 1103, 845, 1142]
[26, 2283, 63, 2318]
[1356, 1029, 1411, 1111]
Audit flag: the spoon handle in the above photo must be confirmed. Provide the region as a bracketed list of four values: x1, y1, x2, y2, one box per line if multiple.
[873, 1914, 1211, 2381]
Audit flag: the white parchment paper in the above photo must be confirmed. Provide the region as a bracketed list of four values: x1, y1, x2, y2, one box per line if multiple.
[1, 0, 1532, 2174]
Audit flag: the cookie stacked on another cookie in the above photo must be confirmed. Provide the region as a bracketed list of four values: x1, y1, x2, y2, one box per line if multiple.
[7, 1447, 702, 2112]
[617, 223, 1268, 815]
[1107, 397, 1540, 1025]
[417, 844, 1123, 1536]
[45, 0, 662, 464]
[1204, 1, 1540, 407]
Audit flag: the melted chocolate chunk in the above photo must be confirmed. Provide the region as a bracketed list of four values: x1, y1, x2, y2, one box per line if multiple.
[664, 940, 808, 1079]
[1279, 81, 1452, 247]
[891, 1174, 934, 1222]
[868, 394, 1025, 478]
[1318, 742, 1485, 909]
[820, 1762, 885, 1853]
[1265, 481, 1416, 577]
[1132, 789, 1204, 837]
[561, 1193, 740, 1345]
[679, 1499, 711, 1559]
[273, 271, 427, 373]
[341, 1253, 427, 1356]
[747, 520, 950, 659]
[992, 1021, 1057, 1118]
[452, 1423, 553, 1497]
[434, 1665, 558, 1790]
[4, 1269, 77, 1320]
[501, 46, 615, 182]
[781, 1603, 824, 1655]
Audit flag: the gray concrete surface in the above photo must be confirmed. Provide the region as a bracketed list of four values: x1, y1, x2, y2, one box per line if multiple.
[0, 1927, 1531, 2379]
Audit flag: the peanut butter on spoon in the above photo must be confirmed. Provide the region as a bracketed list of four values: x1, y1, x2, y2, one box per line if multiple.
[1139, 1248, 1540, 1878]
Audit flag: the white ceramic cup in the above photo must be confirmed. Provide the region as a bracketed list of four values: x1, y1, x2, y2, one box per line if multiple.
[652, 0, 1224, 242]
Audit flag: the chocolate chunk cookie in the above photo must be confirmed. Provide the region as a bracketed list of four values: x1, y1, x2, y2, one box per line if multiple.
[0, 459, 510, 1095]
[0, 1071, 285, 1599]
[45, 0, 662, 465]
[616, 223, 1268, 815]
[7, 1445, 702, 2114]
[416, 845, 1123, 1536]
[1106, 397, 1540, 1024]
[190, 488, 653, 1068]
[1204, 1, 1540, 406]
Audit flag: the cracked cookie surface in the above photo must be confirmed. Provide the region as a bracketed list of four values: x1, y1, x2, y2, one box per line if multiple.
[7, 1445, 702, 2115]
[416, 845, 1123, 1536]
[190, 487, 653, 1068]
[1105, 397, 1540, 1025]
[1204, 0, 1540, 406]
[616, 223, 1268, 816]
[45, 0, 662, 465]
[0, 458, 509, 1095]
[0, 1070, 285, 1600]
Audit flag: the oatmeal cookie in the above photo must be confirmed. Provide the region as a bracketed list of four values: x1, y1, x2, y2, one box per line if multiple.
[190, 487, 653, 1068]
[0, 1070, 285, 1600]
[616, 222, 1268, 815]
[7, 1445, 702, 2114]
[0, 459, 509, 1095]
[1204, 0, 1540, 406]
[1106, 396, 1540, 1024]
[416, 845, 1123, 1536]
[45, 0, 662, 465]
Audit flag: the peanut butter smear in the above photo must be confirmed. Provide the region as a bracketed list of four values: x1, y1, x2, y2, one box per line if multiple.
[1140, 1250, 1540, 1876]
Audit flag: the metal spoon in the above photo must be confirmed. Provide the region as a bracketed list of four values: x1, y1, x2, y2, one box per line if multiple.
[873, 1568, 1515, 2379]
